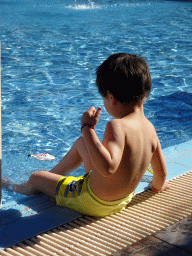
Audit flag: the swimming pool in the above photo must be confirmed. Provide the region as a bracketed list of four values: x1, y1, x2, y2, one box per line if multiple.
[1, 0, 192, 204]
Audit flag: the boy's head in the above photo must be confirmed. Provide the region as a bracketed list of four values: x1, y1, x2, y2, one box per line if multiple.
[96, 53, 151, 105]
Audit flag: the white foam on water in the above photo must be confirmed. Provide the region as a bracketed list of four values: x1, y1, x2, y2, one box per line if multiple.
[66, 1, 151, 10]
[66, 0, 101, 10]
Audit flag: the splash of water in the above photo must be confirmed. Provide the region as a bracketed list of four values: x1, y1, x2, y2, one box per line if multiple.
[66, 1, 151, 10]
[67, 0, 101, 10]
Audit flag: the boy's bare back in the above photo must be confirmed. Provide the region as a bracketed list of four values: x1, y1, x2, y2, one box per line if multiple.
[88, 105, 160, 201]
[83, 53, 170, 202]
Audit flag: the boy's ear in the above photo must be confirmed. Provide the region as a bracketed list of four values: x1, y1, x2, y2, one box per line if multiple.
[111, 94, 118, 105]
[107, 91, 118, 105]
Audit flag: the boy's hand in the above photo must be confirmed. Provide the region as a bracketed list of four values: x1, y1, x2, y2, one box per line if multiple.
[151, 181, 171, 193]
[81, 106, 102, 128]
[160, 181, 171, 191]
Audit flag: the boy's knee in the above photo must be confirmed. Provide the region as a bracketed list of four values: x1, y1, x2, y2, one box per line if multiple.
[77, 135, 85, 144]
[76, 136, 86, 149]
[29, 171, 46, 185]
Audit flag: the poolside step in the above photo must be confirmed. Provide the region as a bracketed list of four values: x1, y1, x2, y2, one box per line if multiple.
[1, 171, 192, 256]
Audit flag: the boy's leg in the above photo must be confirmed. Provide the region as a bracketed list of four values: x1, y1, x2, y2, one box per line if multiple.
[50, 136, 94, 175]
[13, 171, 62, 197]
[12, 136, 94, 197]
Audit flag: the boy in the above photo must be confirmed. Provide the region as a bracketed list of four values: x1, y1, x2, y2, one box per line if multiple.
[4, 53, 169, 217]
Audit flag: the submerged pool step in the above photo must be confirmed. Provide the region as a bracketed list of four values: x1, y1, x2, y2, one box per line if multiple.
[1, 171, 192, 256]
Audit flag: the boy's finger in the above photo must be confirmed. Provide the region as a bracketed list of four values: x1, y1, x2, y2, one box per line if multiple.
[88, 106, 96, 115]
[95, 107, 102, 120]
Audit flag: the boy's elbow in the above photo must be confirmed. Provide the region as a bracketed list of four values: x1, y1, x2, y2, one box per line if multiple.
[94, 158, 117, 177]
[100, 166, 116, 177]
[104, 169, 115, 177]
[101, 172, 111, 178]
[106, 164, 117, 177]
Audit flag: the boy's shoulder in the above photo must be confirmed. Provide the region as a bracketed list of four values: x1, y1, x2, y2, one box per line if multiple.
[106, 116, 157, 136]
[105, 119, 125, 134]
[104, 119, 126, 143]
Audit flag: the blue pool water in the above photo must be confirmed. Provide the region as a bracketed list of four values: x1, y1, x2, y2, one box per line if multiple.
[1, 0, 192, 204]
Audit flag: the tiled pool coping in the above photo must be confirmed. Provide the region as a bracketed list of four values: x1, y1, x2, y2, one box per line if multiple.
[0, 139, 192, 250]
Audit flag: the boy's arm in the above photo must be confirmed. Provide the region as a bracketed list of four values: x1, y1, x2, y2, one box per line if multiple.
[81, 107, 124, 177]
[151, 138, 170, 192]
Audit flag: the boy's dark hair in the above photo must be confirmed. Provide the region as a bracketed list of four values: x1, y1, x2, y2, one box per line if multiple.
[96, 53, 151, 104]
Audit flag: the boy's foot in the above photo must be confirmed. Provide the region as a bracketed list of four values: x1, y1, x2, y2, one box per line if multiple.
[12, 182, 38, 196]
[2, 178, 10, 190]
[2, 177, 38, 196]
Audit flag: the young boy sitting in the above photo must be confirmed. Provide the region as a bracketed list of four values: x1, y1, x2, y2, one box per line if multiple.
[4, 53, 170, 217]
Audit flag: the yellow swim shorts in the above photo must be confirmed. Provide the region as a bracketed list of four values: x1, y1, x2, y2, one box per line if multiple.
[55, 172, 134, 217]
